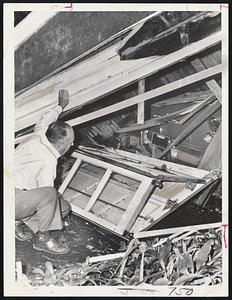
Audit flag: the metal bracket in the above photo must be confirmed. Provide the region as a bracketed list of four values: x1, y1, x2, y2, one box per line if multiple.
[185, 180, 196, 191]
[203, 169, 222, 181]
[163, 198, 179, 211]
[153, 175, 165, 189]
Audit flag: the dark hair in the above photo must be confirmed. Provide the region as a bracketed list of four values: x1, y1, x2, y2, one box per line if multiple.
[45, 121, 71, 144]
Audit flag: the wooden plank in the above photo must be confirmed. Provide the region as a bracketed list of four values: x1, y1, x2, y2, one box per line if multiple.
[58, 158, 82, 194]
[137, 79, 146, 124]
[84, 168, 112, 212]
[88, 252, 127, 264]
[118, 12, 207, 59]
[194, 124, 222, 206]
[134, 222, 222, 239]
[94, 193, 129, 216]
[195, 180, 219, 207]
[198, 123, 222, 171]
[15, 32, 222, 132]
[152, 90, 212, 108]
[171, 230, 196, 243]
[107, 148, 210, 178]
[71, 204, 118, 234]
[191, 58, 222, 103]
[134, 178, 215, 233]
[68, 64, 222, 128]
[116, 178, 154, 233]
[179, 94, 215, 124]
[16, 12, 163, 97]
[158, 101, 221, 159]
[71, 151, 152, 182]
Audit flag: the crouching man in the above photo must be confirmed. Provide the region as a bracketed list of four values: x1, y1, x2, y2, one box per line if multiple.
[15, 89, 74, 255]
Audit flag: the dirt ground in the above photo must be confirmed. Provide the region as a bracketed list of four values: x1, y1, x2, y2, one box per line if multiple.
[15, 214, 125, 272]
[15, 190, 221, 274]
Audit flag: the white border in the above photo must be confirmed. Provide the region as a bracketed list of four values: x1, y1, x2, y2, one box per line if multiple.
[4, 3, 229, 297]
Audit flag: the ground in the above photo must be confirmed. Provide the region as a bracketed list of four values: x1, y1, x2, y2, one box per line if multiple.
[16, 188, 221, 273]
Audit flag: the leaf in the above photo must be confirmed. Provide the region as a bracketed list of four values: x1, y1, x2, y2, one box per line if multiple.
[174, 274, 202, 286]
[176, 255, 190, 275]
[159, 239, 172, 264]
[194, 240, 213, 271]
[106, 278, 125, 286]
[166, 254, 175, 276]
[45, 262, 55, 281]
[31, 268, 45, 277]
[82, 267, 101, 278]
[148, 271, 164, 284]
[189, 277, 206, 285]
[70, 277, 90, 286]
[56, 268, 68, 280]
[182, 253, 194, 272]
[153, 277, 170, 286]
[65, 267, 82, 276]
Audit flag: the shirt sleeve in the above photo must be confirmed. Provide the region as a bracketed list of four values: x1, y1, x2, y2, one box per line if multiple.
[34, 105, 63, 134]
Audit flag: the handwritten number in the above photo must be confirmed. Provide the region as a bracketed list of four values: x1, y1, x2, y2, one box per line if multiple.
[169, 287, 193, 296]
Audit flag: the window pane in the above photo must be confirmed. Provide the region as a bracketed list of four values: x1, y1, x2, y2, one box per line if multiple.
[90, 173, 141, 225]
[63, 162, 106, 209]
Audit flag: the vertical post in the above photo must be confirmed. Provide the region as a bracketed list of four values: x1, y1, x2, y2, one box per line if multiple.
[137, 79, 146, 124]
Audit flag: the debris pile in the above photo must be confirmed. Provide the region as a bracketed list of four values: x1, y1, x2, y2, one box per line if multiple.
[17, 227, 222, 287]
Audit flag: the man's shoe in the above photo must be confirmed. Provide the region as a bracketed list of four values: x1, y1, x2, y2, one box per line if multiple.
[33, 235, 70, 255]
[15, 221, 33, 242]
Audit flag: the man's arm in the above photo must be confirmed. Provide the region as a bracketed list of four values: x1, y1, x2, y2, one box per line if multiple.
[34, 89, 70, 134]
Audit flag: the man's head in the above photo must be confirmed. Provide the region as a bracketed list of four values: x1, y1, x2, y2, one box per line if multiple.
[46, 121, 75, 156]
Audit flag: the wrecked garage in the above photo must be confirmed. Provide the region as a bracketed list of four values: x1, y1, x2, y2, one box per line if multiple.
[10, 7, 227, 292]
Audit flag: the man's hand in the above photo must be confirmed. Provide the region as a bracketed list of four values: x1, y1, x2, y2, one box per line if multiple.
[58, 89, 69, 109]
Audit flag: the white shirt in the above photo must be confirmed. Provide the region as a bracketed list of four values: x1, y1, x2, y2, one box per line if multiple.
[15, 105, 63, 190]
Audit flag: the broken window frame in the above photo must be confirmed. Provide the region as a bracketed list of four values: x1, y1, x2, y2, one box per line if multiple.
[58, 151, 154, 235]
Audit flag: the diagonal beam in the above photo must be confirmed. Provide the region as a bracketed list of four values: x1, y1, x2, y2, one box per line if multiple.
[15, 64, 222, 145]
[15, 31, 222, 133]
[158, 101, 221, 159]
[68, 64, 222, 127]
[191, 58, 222, 103]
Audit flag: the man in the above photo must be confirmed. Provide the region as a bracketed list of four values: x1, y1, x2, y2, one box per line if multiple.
[15, 89, 74, 255]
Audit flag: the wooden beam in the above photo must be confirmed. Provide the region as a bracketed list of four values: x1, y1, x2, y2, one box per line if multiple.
[58, 158, 82, 194]
[116, 178, 154, 233]
[102, 148, 210, 178]
[71, 204, 118, 234]
[88, 252, 127, 264]
[71, 152, 151, 182]
[191, 58, 222, 103]
[158, 101, 221, 159]
[68, 64, 222, 127]
[198, 122, 222, 171]
[179, 94, 215, 124]
[137, 79, 146, 124]
[195, 180, 219, 207]
[134, 222, 222, 239]
[133, 177, 215, 233]
[118, 12, 207, 59]
[84, 168, 112, 212]
[194, 123, 222, 206]
[15, 12, 163, 97]
[15, 32, 222, 132]
[151, 90, 212, 108]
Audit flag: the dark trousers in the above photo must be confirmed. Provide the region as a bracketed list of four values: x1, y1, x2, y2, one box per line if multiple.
[15, 187, 71, 233]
